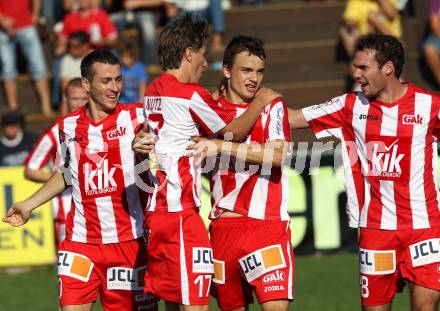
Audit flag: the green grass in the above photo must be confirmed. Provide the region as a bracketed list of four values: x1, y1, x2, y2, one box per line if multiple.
[0, 253, 409, 310]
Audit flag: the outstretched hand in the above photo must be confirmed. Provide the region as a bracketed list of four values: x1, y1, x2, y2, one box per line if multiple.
[2, 201, 33, 227]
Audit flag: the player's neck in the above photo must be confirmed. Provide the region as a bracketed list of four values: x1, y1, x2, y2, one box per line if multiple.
[166, 68, 192, 84]
[86, 101, 112, 123]
[375, 80, 407, 104]
[225, 91, 249, 105]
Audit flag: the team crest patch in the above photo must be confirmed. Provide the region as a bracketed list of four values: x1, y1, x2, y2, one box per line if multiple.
[58, 251, 94, 282]
[192, 248, 214, 273]
[409, 239, 440, 267]
[107, 266, 146, 291]
[213, 259, 225, 284]
[359, 249, 396, 275]
[239, 244, 286, 282]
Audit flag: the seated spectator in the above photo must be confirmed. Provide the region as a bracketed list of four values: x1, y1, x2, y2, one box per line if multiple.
[0, 0, 53, 115]
[165, 0, 224, 53]
[55, 0, 117, 56]
[0, 112, 37, 166]
[339, 0, 402, 57]
[60, 31, 91, 91]
[110, 0, 165, 67]
[119, 42, 148, 104]
[423, 0, 440, 88]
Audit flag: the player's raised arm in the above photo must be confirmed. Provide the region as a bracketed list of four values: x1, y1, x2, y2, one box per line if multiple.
[219, 87, 281, 141]
[192, 137, 289, 167]
[287, 107, 310, 129]
[2, 170, 68, 226]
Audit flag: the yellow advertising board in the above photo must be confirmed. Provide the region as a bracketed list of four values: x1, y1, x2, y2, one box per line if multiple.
[0, 166, 55, 267]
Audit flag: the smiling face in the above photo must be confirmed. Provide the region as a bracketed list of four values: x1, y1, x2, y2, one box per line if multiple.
[82, 62, 122, 113]
[353, 49, 393, 100]
[223, 51, 265, 103]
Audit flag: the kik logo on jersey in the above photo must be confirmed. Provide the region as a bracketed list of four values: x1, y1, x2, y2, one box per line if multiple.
[359, 248, 396, 275]
[107, 266, 146, 290]
[366, 135, 410, 181]
[239, 245, 286, 282]
[58, 251, 94, 282]
[192, 248, 214, 273]
[409, 239, 440, 267]
[83, 155, 118, 196]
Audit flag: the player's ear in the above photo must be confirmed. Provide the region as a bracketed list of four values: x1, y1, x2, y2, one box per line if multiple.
[222, 65, 231, 79]
[184, 47, 193, 63]
[383, 61, 394, 76]
[82, 77, 90, 93]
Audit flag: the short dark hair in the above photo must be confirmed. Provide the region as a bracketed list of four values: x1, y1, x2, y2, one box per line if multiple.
[80, 50, 120, 81]
[68, 31, 90, 45]
[64, 77, 83, 96]
[355, 34, 404, 78]
[1, 112, 24, 128]
[223, 35, 266, 69]
[157, 13, 209, 71]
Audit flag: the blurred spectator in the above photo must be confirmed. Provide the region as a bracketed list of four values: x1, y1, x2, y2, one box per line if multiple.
[40, 0, 64, 24]
[339, 0, 402, 57]
[165, 0, 224, 53]
[119, 41, 148, 103]
[423, 0, 440, 88]
[55, 0, 117, 56]
[110, 0, 164, 67]
[0, 0, 53, 115]
[60, 32, 91, 93]
[0, 112, 37, 166]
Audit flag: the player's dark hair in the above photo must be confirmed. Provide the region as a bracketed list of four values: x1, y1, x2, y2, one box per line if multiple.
[223, 35, 266, 69]
[157, 13, 209, 71]
[81, 49, 120, 81]
[355, 34, 404, 78]
[64, 77, 83, 96]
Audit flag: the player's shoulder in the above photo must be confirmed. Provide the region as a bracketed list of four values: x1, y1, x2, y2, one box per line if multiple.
[410, 83, 440, 100]
[147, 73, 209, 100]
[118, 102, 143, 110]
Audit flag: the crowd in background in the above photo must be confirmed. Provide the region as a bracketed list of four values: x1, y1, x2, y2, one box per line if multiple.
[2, 0, 440, 168]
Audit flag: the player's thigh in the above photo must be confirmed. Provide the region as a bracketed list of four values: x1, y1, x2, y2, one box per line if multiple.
[100, 239, 158, 311]
[57, 241, 101, 307]
[409, 283, 440, 311]
[362, 304, 391, 311]
[401, 228, 440, 297]
[261, 299, 290, 311]
[210, 219, 253, 311]
[241, 221, 294, 305]
[62, 303, 93, 311]
[358, 228, 400, 307]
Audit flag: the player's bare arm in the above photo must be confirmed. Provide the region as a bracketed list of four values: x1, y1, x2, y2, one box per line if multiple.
[219, 87, 282, 141]
[287, 107, 309, 129]
[2, 170, 67, 226]
[191, 137, 289, 167]
[24, 167, 52, 183]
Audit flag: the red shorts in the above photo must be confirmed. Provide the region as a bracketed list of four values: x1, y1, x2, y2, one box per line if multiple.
[144, 209, 213, 305]
[209, 216, 295, 310]
[359, 227, 440, 306]
[57, 239, 157, 311]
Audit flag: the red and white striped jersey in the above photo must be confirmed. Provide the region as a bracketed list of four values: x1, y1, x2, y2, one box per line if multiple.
[143, 73, 233, 212]
[59, 104, 146, 244]
[209, 97, 291, 221]
[24, 120, 71, 224]
[302, 83, 440, 230]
